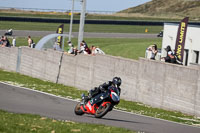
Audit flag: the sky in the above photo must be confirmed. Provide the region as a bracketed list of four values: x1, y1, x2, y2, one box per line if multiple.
[0, 0, 151, 12]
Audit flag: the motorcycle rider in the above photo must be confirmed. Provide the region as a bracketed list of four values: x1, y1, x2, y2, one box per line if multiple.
[83, 77, 122, 103]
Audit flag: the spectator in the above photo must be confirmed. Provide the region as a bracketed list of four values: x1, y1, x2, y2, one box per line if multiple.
[147, 44, 158, 60]
[79, 40, 91, 54]
[27, 36, 35, 48]
[12, 37, 16, 47]
[77, 42, 85, 54]
[0, 36, 4, 45]
[1, 36, 11, 47]
[91, 45, 105, 55]
[67, 41, 74, 54]
[81, 40, 88, 49]
[78, 42, 91, 54]
[53, 42, 62, 51]
[73, 47, 78, 55]
[85, 47, 91, 54]
[163, 45, 176, 63]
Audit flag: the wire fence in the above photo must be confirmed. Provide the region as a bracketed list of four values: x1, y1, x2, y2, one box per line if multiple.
[0, 6, 116, 15]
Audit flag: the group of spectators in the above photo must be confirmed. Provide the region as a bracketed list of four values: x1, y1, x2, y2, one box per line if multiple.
[0, 35, 35, 48]
[66, 40, 105, 56]
[147, 44, 181, 64]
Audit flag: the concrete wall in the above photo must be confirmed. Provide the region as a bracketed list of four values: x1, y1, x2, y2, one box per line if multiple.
[0, 47, 18, 71]
[0, 46, 200, 117]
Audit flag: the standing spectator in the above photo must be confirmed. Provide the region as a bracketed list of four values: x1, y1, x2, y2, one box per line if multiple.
[27, 36, 35, 48]
[53, 42, 62, 51]
[12, 37, 16, 47]
[147, 44, 158, 60]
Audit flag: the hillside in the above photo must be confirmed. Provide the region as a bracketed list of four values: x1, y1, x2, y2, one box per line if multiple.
[119, 0, 200, 20]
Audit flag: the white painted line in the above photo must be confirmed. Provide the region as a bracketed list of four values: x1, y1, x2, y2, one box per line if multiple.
[0, 81, 200, 129]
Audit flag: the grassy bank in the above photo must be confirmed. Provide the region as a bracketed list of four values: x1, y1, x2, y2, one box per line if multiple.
[0, 110, 134, 133]
[0, 21, 163, 34]
[0, 69, 200, 126]
[8, 37, 162, 60]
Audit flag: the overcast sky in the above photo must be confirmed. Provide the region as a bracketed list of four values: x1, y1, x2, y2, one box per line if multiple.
[0, 0, 151, 12]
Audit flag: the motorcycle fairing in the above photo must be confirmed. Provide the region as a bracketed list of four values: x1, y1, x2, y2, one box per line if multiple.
[90, 92, 109, 106]
[81, 101, 97, 114]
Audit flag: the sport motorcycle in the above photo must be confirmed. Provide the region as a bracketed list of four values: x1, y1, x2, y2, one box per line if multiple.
[74, 86, 120, 118]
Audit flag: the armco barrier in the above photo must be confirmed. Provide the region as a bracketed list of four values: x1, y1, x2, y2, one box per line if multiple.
[0, 46, 200, 117]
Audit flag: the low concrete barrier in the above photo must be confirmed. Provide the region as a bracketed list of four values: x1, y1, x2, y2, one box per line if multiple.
[0, 46, 200, 117]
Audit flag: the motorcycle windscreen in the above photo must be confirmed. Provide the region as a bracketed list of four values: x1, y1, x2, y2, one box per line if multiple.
[111, 92, 120, 102]
[90, 92, 109, 106]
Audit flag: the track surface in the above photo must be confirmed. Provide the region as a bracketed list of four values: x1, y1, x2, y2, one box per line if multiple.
[0, 30, 157, 38]
[0, 82, 200, 133]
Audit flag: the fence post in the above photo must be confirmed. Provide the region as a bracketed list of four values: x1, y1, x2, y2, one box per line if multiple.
[56, 52, 64, 84]
[16, 47, 22, 73]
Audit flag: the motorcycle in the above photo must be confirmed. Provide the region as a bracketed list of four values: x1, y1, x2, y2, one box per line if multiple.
[74, 86, 120, 118]
[4, 29, 13, 36]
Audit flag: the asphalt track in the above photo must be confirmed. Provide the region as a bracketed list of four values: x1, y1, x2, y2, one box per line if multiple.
[0, 82, 200, 133]
[0, 30, 157, 38]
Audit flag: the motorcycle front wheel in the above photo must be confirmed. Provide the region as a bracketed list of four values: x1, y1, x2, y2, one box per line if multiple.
[95, 102, 111, 118]
[74, 102, 84, 115]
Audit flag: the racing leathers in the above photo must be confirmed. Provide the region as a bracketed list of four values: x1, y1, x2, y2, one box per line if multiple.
[87, 81, 121, 100]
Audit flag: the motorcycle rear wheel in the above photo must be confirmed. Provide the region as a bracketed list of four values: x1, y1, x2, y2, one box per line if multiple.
[74, 102, 84, 115]
[95, 102, 111, 118]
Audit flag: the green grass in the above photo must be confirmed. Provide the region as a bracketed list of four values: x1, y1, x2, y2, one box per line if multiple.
[0, 21, 163, 33]
[7, 37, 162, 60]
[0, 10, 182, 21]
[0, 69, 200, 126]
[0, 110, 134, 133]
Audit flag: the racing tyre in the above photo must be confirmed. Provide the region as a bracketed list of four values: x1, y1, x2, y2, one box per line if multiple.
[95, 102, 111, 118]
[74, 102, 84, 115]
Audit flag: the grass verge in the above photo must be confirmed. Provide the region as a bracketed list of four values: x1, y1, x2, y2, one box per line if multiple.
[0, 110, 134, 133]
[0, 69, 200, 127]
[0, 21, 163, 34]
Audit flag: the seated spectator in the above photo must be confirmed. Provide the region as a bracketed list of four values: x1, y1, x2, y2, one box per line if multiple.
[81, 40, 88, 49]
[67, 41, 74, 54]
[1, 36, 11, 47]
[163, 45, 176, 63]
[66, 41, 78, 55]
[73, 47, 78, 55]
[91, 45, 105, 55]
[85, 47, 91, 54]
[147, 44, 158, 60]
[77, 42, 85, 54]
[0, 36, 4, 45]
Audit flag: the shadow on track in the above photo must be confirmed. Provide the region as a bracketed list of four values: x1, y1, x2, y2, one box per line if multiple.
[85, 115, 147, 125]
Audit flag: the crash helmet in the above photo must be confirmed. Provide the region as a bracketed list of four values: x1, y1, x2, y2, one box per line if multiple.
[112, 77, 122, 87]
